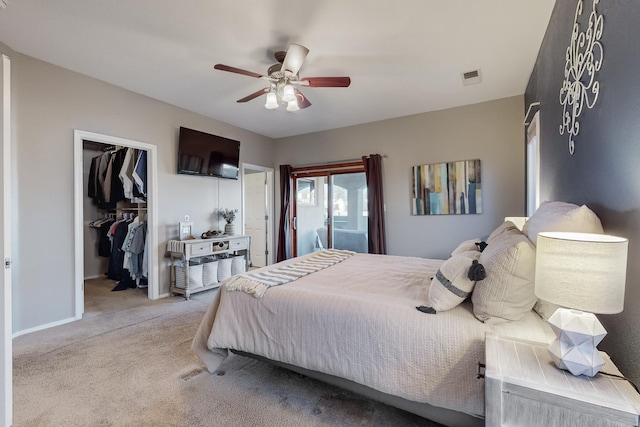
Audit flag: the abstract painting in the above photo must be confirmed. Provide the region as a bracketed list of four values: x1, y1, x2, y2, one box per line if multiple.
[412, 159, 482, 215]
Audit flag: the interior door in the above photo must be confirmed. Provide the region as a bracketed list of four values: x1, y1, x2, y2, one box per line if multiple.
[244, 171, 268, 268]
[1, 53, 13, 427]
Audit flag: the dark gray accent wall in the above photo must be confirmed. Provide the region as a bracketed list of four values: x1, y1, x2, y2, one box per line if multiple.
[526, 0, 640, 385]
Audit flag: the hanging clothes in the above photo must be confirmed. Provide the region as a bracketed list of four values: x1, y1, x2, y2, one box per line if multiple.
[123, 219, 146, 280]
[86, 144, 149, 291]
[106, 218, 132, 281]
[106, 148, 127, 208]
[88, 216, 116, 257]
[95, 152, 111, 206]
[88, 155, 100, 200]
[133, 150, 147, 198]
[88, 147, 145, 208]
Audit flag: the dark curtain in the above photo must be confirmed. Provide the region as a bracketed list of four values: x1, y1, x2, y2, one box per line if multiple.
[276, 164, 293, 262]
[362, 154, 387, 254]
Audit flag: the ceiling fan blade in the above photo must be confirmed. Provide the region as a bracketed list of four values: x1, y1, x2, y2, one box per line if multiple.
[281, 44, 309, 77]
[214, 64, 264, 79]
[237, 88, 268, 103]
[295, 88, 311, 109]
[299, 77, 351, 88]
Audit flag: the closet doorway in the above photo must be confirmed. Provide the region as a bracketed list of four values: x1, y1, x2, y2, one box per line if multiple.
[242, 164, 274, 268]
[73, 130, 159, 320]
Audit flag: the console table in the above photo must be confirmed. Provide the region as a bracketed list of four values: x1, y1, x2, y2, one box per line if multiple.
[167, 235, 251, 299]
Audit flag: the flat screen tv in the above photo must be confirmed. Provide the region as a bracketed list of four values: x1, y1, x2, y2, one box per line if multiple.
[177, 127, 240, 180]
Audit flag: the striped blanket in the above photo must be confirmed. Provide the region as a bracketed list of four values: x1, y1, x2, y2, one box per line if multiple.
[225, 249, 355, 298]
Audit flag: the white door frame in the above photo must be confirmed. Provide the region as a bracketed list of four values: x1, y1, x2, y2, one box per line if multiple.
[73, 130, 160, 318]
[526, 111, 541, 216]
[241, 163, 274, 266]
[1, 53, 13, 427]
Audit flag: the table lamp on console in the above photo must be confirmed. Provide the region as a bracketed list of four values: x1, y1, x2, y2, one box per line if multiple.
[534, 231, 628, 377]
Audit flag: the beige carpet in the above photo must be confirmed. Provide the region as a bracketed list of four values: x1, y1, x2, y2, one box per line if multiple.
[13, 279, 443, 426]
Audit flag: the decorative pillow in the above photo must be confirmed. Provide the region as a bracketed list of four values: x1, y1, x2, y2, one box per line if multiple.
[487, 220, 519, 244]
[451, 238, 481, 256]
[522, 201, 603, 245]
[471, 227, 537, 323]
[428, 251, 482, 312]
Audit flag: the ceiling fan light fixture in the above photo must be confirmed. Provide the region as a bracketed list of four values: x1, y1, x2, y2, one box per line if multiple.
[286, 100, 300, 112]
[214, 43, 349, 112]
[282, 84, 296, 103]
[265, 91, 278, 110]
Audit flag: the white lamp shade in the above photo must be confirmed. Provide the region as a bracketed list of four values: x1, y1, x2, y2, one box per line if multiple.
[286, 100, 300, 112]
[282, 84, 296, 103]
[535, 232, 628, 314]
[265, 91, 278, 109]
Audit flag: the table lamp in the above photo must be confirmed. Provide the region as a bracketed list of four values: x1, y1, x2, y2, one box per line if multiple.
[535, 231, 628, 377]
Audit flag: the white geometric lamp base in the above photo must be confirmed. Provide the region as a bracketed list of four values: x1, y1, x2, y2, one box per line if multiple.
[547, 308, 607, 377]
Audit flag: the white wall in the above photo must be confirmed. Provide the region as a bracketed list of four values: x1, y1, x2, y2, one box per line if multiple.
[9, 49, 275, 333]
[275, 96, 526, 259]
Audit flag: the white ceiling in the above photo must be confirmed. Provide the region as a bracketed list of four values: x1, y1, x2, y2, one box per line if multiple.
[0, 0, 555, 139]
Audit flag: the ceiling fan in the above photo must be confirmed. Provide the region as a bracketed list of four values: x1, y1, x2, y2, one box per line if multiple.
[214, 44, 351, 111]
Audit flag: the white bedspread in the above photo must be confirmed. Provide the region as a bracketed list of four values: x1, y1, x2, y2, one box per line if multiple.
[191, 253, 553, 417]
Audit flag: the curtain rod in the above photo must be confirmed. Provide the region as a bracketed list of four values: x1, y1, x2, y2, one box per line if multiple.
[293, 154, 388, 170]
[523, 102, 540, 126]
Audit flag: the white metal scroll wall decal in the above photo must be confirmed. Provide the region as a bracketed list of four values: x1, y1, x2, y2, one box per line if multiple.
[559, 0, 604, 155]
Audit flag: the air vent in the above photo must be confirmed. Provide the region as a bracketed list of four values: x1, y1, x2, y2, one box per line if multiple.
[461, 69, 482, 86]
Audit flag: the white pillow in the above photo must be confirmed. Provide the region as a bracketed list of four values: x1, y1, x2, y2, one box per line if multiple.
[522, 201, 603, 245]
[472, 227, 537, 323]
[487, 221, 519, 244]
[451, 238, 481, 256]
[428, 251, 481, 312]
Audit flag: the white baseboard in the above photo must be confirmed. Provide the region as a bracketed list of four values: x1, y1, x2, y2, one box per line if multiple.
[12, 316, 77, 338]
[84, 275, 104, 280]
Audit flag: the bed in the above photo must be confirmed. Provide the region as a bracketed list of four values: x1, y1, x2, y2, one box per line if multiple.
[191, 201, 605, 426]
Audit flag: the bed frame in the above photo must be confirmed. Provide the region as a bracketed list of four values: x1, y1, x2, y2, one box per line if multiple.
[232, 350, 484, 427]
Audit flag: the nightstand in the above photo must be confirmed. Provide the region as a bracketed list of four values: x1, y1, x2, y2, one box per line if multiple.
[485, 333, 640, 427]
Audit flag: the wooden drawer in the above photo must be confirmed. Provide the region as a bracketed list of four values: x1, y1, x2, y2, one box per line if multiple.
[228, 238, 248, 251]
[187, 242, 212, 257]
